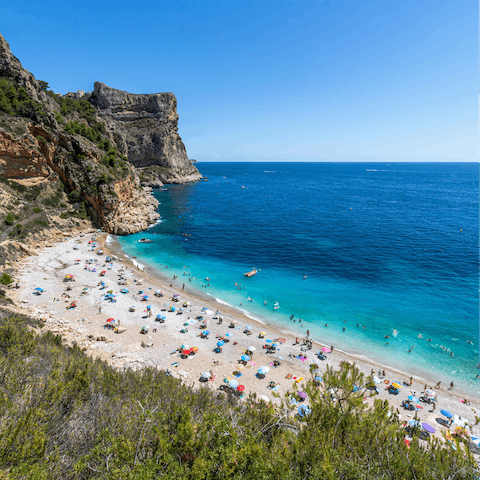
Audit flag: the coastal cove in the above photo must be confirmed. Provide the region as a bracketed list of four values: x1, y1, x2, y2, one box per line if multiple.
[118, 162, 479, 395]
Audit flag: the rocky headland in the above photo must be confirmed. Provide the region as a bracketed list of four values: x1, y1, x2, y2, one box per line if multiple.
[0, 32, 200, 244]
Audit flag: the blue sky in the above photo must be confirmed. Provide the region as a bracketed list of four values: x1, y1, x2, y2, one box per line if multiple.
[1, 1, 476, 162]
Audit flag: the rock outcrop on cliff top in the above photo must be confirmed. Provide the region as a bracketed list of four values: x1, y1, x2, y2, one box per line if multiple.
[0, 33, 200, 236]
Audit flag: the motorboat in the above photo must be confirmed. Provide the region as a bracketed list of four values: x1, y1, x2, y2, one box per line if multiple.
[274, 302, 280, 310]
[138, 238, 153, 243]
[244, 269, 257, 277]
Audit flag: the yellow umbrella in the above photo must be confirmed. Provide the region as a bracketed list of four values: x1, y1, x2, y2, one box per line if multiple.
[391, 383, 402, 389]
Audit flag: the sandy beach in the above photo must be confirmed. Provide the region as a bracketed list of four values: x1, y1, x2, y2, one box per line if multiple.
[7, 231, 480, 445]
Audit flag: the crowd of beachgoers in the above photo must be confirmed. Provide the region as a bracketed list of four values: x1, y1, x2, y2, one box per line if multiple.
[7, 231, 480, 451]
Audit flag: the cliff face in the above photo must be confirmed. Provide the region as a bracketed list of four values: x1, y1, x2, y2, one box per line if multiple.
[89, 82, 201, 185]
[0, 32, 203, 235]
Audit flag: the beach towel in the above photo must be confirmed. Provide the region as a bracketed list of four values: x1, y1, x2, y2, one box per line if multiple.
[249, 361, 257, 365]
[271, 386, 279, 392]
[292, 376, 298, 380]
[278, 338, 286, 344]
[209, 375, 216, 381]
[233, 372, 243, 378]
[285, 374, 292, 379]
[171, 362, 178, 367]
[296, 377, 304, 383]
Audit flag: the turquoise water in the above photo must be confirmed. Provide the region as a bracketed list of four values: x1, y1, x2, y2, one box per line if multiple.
[117, 162, 479, 393]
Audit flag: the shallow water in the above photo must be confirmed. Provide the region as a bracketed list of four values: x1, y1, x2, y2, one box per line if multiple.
[118, 162, 479, 393]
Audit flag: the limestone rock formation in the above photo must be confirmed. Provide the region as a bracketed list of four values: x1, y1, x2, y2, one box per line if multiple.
[89, 82, 201, 185]
[0, 32, 202, 235]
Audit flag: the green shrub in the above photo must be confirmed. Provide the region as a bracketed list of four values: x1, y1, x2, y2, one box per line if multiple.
[33, 207, 42, 214]
[0, 273, 12, 285]
[4, 212, 14, 226]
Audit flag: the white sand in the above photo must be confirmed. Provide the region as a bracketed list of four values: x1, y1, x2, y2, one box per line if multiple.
[8, 232, 480, 445]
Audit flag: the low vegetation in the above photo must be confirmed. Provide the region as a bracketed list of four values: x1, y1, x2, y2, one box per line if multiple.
[0, 314, 475, 479]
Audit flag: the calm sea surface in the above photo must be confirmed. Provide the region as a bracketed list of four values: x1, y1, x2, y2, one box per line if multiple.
[118, 162, 479, 393]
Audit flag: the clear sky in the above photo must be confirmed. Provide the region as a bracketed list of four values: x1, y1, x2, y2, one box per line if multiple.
[1, 1, 477, 162]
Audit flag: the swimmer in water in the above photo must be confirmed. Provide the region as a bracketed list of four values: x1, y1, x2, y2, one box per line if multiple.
[385, 335, 390, 339]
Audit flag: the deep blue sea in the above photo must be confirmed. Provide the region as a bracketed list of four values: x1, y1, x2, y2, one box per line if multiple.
[117, 162, 479, 393]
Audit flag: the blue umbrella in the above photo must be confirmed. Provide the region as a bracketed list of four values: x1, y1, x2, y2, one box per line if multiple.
[408, 420, 421, 427]
[272, 343, 278, 348]
[100, 281, 106, 285]
[245, 326, 252, 330]
[156, 314, 163, 319]
[203, 330, 210, 335]
[408, 395, 419, 403]
[258, 366, 270, 374]
[217, 341, 225, 347]
[298, 405, 311, 417]
[146, 305, 152, 310]
[315, 375, 322, 382]
[225, 333, 232, 337]
[441, 409, 453, 418]
[229, 379, 239, 389]
[34, 287, 44, 292]
[241, 355, 250, 361]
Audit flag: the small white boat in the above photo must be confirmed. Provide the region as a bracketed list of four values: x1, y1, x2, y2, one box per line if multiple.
[274, 302, 280, 310]
[138, 238, 153, 243]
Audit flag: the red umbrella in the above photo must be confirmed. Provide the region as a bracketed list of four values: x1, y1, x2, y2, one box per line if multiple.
[106, 318, 115, 323]
[183, 349, 192, 355]
[237, 385, 245, 392]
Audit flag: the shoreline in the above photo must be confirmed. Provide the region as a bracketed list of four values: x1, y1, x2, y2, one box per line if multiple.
[7, 230, 480, 445]
[114, 234, 478, 397]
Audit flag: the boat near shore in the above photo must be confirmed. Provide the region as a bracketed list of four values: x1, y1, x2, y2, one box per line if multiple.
[138, 238, 153, 244]
[244, 269, 257, 277]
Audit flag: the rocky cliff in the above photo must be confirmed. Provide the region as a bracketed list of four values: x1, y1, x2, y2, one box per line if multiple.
[0, 33, 199, 240]
[89, 82, 201, 186]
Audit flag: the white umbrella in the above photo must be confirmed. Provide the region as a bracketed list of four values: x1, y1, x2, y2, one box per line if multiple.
[200, 371, 211, 379]
[247, 346, 256, 352]
[373, 376, 381, 384]
[453, 415, 469, 428]
[259, 395, 270, 403]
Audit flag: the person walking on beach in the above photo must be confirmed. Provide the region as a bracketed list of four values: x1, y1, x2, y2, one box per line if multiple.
[182, 284, 185, 290]
[449, 381, 454, 390]
[435, 382, 441, 389]
[306, 329, 310, 338]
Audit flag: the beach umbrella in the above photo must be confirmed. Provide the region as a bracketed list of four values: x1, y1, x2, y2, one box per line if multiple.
[372, 376, 381, 384]
[237, 385, 245, 392]
[322, 347, 331, 353]
[425, 389, 436, 397]
[245, 326, 252, 330]
[271, 343, 278, 348]
[314, 375, 323, 382]
[422, 423, 435, 434]
[470, 435, 480, 447]
[146, 305, 152, 310]
[130, 305, 137, 309]
[241, 355, 250, 361]
[34, 287, 44, 292]
[247, 346, 256, 352]
[408, 395, 419, 403]
[259, 395, 269, 403]
[229, 379, 239, 389]
[225, 333, 232, 337]
[143, 295, 149, 300]
[258, 366, 270, 375]
[298, 405, 311, 417]
[217, 341, 225, 347]
[106, 318, 115, 323]
[391, 383, 402, 389]
[100, 281, 106, 285]
[408, 420, 421, 428]
[155, 289, 161, 294]
[107, 290, 113, 294]
[441, 409, 453, 419]
[203, 330, 210, 335]
[200, 371, 211, 379]
[298, 391, 307, 399]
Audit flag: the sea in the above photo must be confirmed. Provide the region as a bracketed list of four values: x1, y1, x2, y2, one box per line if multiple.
[116, 162, 479, 394]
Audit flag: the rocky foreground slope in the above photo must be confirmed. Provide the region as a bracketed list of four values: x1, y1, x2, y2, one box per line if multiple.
[0, 32, 200, 241]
